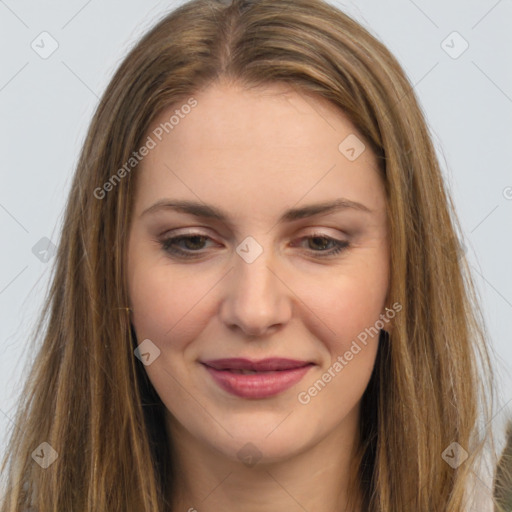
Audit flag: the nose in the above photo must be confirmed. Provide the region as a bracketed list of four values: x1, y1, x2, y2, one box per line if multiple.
[219, 242, 292, 338]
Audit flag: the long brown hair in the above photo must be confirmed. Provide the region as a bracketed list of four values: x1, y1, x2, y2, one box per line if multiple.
[0, 0, 504, 510]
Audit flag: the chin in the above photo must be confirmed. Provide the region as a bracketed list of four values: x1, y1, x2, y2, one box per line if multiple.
[208, 421, 314, 467]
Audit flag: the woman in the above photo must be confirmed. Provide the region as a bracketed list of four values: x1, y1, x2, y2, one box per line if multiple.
[0, 0, 506, 510]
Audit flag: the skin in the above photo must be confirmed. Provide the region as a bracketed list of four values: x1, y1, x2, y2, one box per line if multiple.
[126, 79, 390, 512]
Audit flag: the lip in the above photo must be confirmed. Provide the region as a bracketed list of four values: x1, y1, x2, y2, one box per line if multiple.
[201, 358, 311, 371]
[201, 358, 314, 399]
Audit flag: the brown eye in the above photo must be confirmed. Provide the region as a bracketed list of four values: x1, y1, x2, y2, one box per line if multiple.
[293, 234, 350, 257]
[161, 234, 213, 257]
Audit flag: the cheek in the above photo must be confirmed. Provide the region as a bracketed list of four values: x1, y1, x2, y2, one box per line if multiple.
[295, 267, 386, 411]
[293, 254, 389, 349]
[334, 273, 387, 336]
[128, 265, 202, 345]
[310, 286, 384, 387]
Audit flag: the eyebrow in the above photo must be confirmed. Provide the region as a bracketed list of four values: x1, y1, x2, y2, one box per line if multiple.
[140, 197, 373, 224]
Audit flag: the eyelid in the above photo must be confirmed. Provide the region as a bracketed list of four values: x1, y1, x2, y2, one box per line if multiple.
[158, 229, 350, 260]
[159, 226, 214, 237]
[159, 227, 348, 244]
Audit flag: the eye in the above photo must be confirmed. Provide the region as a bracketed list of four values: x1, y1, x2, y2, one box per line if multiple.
[159, 232, 350, 259]
[291, 233, 350, 258]
[160, 234, 213, 258]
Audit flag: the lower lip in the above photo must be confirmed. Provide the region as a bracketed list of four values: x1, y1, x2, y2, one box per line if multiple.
[202, 364, 313, 399]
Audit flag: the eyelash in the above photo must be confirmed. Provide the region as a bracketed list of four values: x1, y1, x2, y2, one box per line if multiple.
[159, 232, 350, 259]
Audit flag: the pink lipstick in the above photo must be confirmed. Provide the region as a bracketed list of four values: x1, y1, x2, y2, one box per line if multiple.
[201, 358, 314, 399]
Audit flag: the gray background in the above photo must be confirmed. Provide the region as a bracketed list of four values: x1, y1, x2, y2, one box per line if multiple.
[1, 0, 511, 475]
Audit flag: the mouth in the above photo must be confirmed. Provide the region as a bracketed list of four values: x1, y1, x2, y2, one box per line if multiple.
[201, 357, 313, 372]
[200, 358, 315, 399]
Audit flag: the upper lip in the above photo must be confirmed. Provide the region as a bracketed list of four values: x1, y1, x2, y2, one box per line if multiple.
[201, 358, 312, 371]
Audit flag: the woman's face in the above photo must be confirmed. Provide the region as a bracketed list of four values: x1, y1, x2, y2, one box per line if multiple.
[127, 80, 390, 464]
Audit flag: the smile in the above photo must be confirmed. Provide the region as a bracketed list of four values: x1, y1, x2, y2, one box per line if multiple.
[200, 358, 315, 399]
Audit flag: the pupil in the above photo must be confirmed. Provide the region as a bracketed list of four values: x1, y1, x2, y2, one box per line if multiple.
[186, 236, 205, 249]
[311, 237, 328, 250]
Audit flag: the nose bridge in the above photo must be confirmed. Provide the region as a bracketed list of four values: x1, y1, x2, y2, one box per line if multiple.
[220, 235, 291, 336]
[236, 238, 276, 297]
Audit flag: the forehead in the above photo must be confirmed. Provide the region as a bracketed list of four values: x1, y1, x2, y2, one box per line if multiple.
[132, 81, 384, 221]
